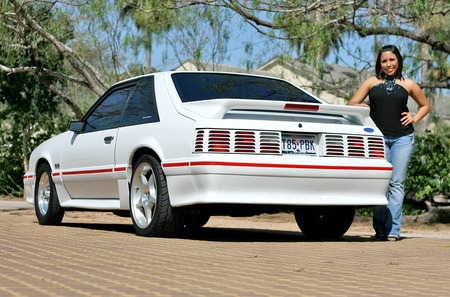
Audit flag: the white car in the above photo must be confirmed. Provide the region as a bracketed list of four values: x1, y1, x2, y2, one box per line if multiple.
[24, 72, 392, 238]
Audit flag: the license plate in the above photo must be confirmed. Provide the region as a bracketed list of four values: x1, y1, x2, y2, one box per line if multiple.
[282, 134, 317, 155]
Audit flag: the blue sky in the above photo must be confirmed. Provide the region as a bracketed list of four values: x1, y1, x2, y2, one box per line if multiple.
[145, 12, 439, 93]
[149, 16, 379, 72]
[150, 18, 283, 71]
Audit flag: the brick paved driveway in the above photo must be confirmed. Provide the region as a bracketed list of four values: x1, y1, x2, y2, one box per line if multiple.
[0, 210, 448, 296]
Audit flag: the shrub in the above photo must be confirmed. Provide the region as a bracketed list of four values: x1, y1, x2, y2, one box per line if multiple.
[406, 129, 449, 200]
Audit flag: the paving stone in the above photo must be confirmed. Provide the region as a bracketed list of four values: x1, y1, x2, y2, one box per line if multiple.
[0, 210, 449, 296]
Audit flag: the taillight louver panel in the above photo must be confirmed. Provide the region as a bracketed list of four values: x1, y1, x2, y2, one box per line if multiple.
[194, 130, 205, 152]
[324, 134, 385, 158]
[347, 136, 365, 157]
[324, 135, 344, 156]
[195, 130, 385, 158]
[194, 129, 281, 154]
[260, 132, 281, 154]
[235, 131, 256, 153]
[368, 137, 386, 158]
[208, 130, 231, 152]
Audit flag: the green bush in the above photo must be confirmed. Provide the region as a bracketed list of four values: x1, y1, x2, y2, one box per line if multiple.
[0, 113, 71, 197]
[356, 202, 426, 217]
[357, 129, 448, 217]
[406, 129, 449, 200]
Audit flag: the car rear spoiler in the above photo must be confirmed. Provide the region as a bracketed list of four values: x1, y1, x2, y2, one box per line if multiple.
[182, 99, 371, 125]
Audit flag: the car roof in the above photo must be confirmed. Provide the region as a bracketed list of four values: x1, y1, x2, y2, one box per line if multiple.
[111, 71, 290, 87]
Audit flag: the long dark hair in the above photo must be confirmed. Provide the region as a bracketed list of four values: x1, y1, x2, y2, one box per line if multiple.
[375, 45, 403, 80]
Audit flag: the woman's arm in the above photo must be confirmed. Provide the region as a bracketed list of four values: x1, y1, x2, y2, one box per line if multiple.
[400, 79, 431, 126]
[347, 77, 374, 108]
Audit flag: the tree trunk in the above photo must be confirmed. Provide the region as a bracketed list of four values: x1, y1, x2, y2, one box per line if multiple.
[421, 43, 428, 84]
[146, 36, 152, 73]
[146, 48, 151, 73]
[20, 124, 29, 173]
[414, 202, 450, 224]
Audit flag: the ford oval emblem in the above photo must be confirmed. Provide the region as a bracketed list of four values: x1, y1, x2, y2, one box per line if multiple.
[364, 128, 374, 133]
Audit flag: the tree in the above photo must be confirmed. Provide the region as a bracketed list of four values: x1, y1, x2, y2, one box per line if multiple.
[0, 78, 69, 196]
[143, 0, 449, 90]
[164, 6, 232, 70]
[0, 3, 72, 196]
[0, 0, 448, 116]
[118, 1, 234, 72]
[0, 0, 111, 119]
[118, 0, 177, 73]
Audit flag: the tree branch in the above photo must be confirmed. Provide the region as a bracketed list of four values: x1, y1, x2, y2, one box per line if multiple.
[39, 76, 84, 119]
[166, 1, 449, 54]
[12, 0, 110, 94]
[0, 64, 90, 88]
[353, 25, 450, 54]
[420, 81, 450, 89]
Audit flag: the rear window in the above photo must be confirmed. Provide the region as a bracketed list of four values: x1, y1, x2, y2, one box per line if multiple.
[172, 73, 320, 103]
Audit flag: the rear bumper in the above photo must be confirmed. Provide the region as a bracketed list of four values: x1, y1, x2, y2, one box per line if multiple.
[162, 154, 392, 207]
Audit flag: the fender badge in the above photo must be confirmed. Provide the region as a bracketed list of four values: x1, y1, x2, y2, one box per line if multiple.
[364, 128, 374, 133]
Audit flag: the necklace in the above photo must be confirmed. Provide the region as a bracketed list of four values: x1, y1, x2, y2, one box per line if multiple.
[382, 73, 396, 95]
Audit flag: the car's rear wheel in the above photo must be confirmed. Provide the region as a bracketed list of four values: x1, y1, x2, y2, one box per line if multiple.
[129, 155, 182, 236]
[294, 206, 355, 239]
[34, 163, 65, 225]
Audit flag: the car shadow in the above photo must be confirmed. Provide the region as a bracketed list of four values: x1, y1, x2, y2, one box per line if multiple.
[57, 221, 374, 243]
[59, 222, 135, 234]
[177, 227, 374, 242]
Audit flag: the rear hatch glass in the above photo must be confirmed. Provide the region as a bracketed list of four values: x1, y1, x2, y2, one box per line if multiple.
[172, 73, 321, 103]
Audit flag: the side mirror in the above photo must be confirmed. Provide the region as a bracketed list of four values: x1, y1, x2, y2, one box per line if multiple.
[69, 121, 84, 133]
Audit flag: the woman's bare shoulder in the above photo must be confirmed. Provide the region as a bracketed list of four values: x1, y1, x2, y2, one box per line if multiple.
[398, 77, 420, 93]
[363, 76, 382, 89]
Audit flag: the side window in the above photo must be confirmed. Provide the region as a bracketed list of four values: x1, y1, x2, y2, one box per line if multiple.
[84, 87, 131, 132]
[121, 77, 159, 127]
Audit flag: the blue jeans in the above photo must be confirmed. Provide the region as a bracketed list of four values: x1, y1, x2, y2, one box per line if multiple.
[373, 133, 414, 239]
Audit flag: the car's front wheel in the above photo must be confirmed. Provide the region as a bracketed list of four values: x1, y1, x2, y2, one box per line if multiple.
[34, 163, 65, 225]
[294, 206, 355, 239]
[129, 155, 182, 236]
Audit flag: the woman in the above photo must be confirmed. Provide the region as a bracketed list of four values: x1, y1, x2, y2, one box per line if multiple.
[348, 45, 430, 241]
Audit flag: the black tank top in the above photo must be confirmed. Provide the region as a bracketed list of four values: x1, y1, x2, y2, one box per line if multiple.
[369, 79, 414, 136]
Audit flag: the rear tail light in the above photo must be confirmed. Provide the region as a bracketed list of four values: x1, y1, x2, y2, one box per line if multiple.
[368, 137, 385, 158]
[194, 130, 280, 154]
[194, 130, 205, 152]
[284, 104, 319, 112]
[260, 132, 281, 154]
[323, 135, 385, 158]
[347, 136, 365, 157]
[235, 131, 256, 153]
[324, 135, 344, 156]
[195, 130, 385, 158]
[208, 130, 230, 152]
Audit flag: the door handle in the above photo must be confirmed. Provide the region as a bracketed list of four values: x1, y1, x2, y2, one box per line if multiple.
[104, 136, 114, 144]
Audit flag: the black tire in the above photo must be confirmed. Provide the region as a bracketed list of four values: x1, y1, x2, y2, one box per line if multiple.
[294, 206, 355, 239]
[34, 163, 65, 225]
[129, 155, 182, 236]
[183, 212, 210, 230]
